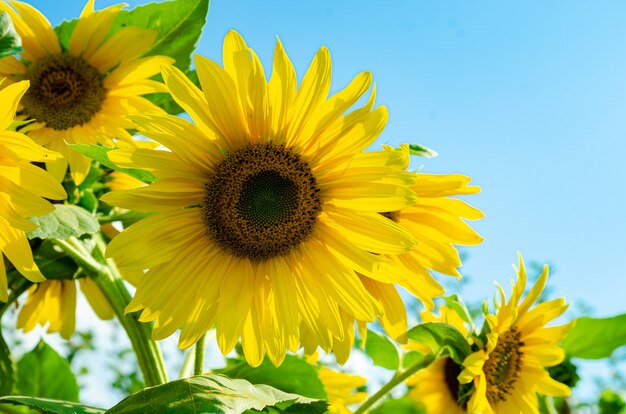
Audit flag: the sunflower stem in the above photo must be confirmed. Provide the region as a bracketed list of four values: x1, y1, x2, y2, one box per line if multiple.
[353, 353, 437, 414]
[194, 334, 205, 375]
[53, 236, 168, 387]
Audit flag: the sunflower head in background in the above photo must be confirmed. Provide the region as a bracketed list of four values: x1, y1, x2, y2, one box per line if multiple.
[0, 0, 173, 184]
[16, 276, 113, 339]
[0, 80, 65, 301]
[101, 30, 421, 367]
[458, 255, 573, 414]
[406, 305, 473, 414]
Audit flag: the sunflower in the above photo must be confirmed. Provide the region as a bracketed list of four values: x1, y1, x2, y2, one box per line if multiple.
[318, 367, 367, 414]
[101, 30, 419, 366]
[406, 306, 472, 414]
[0, 79, 65, 301]
[301, 146, 483, 361]
[379, 144, 483, 311]
[0, 0, 173, 184]
[307, 352, 367, 414]
[16, 276, 113, 339]
[458, 255, 572, 414]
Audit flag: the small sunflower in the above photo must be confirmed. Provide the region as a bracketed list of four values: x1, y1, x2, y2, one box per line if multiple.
[0, 79, 65, 301]
[16, 276, 113, 339]
[458, 255, 572, 414]
[0, 0, 173, 184]
[101, 30, 419, 366]
[406, 306, 472, 414]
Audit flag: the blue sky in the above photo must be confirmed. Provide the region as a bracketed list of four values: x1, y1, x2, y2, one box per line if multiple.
[20, 0, 626, 404]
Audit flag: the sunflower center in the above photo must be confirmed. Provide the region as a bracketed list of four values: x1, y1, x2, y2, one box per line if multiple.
[484, 327, 524, 403]
[22, 54, 106, 131]
[203, 143, 322, 262]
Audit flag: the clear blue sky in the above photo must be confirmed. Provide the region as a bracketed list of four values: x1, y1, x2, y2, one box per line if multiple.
[21, 0, 626, 403]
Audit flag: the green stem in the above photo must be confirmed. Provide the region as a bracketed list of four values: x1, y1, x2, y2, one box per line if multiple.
[354, 353, 437, 414]
[0, 274, 32, 317]
[194, 334, 205, 375]
[53, 236, 168, 387]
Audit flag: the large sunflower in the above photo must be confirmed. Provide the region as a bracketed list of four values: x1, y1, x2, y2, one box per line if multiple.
[301, 147, 483, 361]
[101, 31, 419, 366]
[0, 0, 173, 184]
[458, 255, 572, 414]
[0, 80, 65, 301]
[16, 277, 113, 339]
[406, 306, 472, 414]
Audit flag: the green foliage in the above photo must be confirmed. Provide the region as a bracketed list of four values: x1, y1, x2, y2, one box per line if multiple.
[407, 144, 438, 158]
[0, 330, 13, 396]
[218, 355, 326, 399]
[441, 295, 476, 331]
[110, 0, 208, 71]
[105, 374, 327, 414]
[68, 144, 158, 184]
[0, 396, 105, 414]
[15, 341, 79, 402]
[33, 240, 79, 280]
[563, 313, 626, 359]
[27, 205, 99, 240]
[599, 390, 626, 414]
[370, 397, 424, 414]
[407, 323, 472, 364]
[363, 329, 400, 370]
[547, 358, 580, 389]
[0, 12, 21, 58]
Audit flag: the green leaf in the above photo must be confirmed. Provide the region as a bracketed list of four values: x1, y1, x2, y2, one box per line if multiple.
[106, 374, 327, 414]
[33, 240, 79, 280]
[408, 143, 438, 158]
[27, 205, 99, 240]
[53, 19, 76, 52]
[0, 12, 21, 58]
[563, 314, 626, 359]
[0, 330, 13, 396]
[363, 329, 400, 370]
[407, 323, 472, 364]
[68, 144, 158, 184]
[15, 341, 79, 402]
[217, 355, 326, 399]
[110, 0, 208, 114]
[0, 396, 104, 414]
[111, 0, 208, 71]
[370, 397, 424, 414]
[441, 295, 476, 331]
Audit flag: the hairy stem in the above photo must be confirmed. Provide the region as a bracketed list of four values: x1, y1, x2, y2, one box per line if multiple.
[354, 353, 437, 414]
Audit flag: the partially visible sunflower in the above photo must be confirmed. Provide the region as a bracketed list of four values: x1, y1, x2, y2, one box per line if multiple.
[378, 144, 483, 311]
[102, 30, 420, 367]
[0, 0, 173, 184]
[458, 255, 572, 414]
[307, 352, 367, 414]
[319, 367, 367, 414]
[16, 277, 113, 339]
[302, 145, 483, 361]
[406, 306, 472, 414]
[0, 79, 65, 301]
